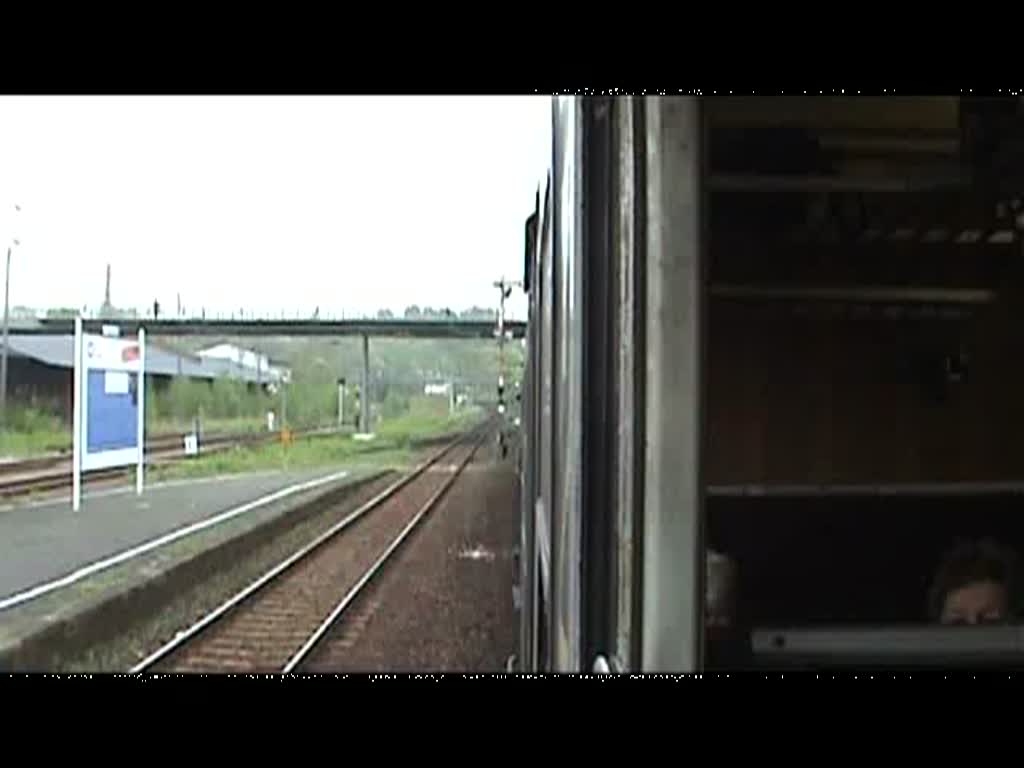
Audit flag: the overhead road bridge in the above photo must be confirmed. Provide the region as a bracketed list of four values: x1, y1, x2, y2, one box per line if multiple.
[26, 319, 527, 340]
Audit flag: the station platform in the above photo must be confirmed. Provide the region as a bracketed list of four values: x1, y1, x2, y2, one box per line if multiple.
[0, 467, 370, 608]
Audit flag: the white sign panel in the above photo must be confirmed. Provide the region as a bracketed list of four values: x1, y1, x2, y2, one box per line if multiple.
[85, 333, 142, 373]
[72, 318, 147, 511]
[105, 371, 130, 395]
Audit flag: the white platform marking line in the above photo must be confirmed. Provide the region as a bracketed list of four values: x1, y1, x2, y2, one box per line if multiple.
[0, 470, 350, 613]
[1, 470, 290, 512]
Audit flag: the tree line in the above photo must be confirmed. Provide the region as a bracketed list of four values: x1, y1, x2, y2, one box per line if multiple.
[378, 306, 498, 321]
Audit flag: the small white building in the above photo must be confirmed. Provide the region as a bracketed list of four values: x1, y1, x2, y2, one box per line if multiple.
[197, 343, 290, 384]
[424, 381, 451, 396]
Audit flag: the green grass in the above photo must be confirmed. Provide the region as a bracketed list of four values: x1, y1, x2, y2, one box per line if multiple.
[148, 404, 484, 483]
[375, 399, 480, 445]
[0, 429, 70, 459]
[0, 414, 275, 460]
[0, 407, 70, 458]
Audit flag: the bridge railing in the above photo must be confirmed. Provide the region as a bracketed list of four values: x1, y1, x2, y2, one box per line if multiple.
[23, 317, 527, 340]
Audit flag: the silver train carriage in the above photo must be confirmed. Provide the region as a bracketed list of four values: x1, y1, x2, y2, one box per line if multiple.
[517, 96, 706, 673]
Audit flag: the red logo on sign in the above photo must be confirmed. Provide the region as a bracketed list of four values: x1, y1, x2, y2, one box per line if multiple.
[122, 345, 140, 362]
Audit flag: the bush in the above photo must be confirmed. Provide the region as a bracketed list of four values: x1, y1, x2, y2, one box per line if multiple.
[148, 377, 272, 432]
[381, 392, 410, 420]
[0, 406, 68, 457]
[8, 406, 64, 434]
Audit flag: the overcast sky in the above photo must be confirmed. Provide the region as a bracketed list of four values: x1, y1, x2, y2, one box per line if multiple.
[0, 96, 550, 321]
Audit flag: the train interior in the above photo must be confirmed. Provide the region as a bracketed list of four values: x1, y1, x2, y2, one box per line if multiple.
[702, 97, 1024, 666]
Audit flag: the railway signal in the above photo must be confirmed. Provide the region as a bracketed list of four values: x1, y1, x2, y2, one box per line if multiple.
[493, 277, 520, 416]
[494, 278, 521, 456]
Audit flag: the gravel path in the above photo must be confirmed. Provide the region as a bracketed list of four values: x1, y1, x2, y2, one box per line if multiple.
[302, 436, 520, 672]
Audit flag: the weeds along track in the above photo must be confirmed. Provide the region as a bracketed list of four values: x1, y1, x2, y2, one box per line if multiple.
[0, 427, 341, 499]
[131, 421, 492, 674]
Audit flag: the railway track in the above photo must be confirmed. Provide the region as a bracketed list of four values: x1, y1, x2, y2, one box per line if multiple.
[0, 426, 341, 498]
[129, 421, 490, 674]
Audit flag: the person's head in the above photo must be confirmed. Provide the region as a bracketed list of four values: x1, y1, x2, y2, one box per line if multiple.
[928, 538, 1020, 625]
[706, 550, 738, 628]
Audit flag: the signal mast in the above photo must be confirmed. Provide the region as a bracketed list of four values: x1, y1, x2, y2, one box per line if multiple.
[493, 277, 521, 456]
[494, 276, 521, 410]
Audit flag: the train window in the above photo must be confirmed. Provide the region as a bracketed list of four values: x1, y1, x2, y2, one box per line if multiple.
[702, 96, 1024, 669]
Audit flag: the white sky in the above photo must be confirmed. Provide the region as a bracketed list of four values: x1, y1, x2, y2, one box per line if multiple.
[0, 96, 550, 321]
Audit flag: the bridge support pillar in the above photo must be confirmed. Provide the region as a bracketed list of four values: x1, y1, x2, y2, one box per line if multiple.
[361, 334, 371, 435]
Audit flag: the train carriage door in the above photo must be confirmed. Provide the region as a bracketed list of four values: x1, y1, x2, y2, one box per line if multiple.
[579, 96, 650, 673]
[519, 184, 545, 672]
[536, 171, 556, 671]
[550, 96, 585, 671]
[581, 96, 708, 674]
[580, 97, 616, 671]
[604, 96, 648, 672]
[639, 96, 707, 672]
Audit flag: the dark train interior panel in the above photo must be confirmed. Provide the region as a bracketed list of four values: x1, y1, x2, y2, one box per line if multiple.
[702, 97, 1024, 631]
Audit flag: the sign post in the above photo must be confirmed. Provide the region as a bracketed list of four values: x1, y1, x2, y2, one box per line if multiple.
[136, 328, 146, 496]
[72, 317, 83, 512]
[72, 322, 146, 511]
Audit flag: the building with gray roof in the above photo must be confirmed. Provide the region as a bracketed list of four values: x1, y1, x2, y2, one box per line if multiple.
[0, 334, 280, 424]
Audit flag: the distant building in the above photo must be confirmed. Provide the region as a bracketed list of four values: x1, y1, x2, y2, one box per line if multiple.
[197, 343, 291, 384]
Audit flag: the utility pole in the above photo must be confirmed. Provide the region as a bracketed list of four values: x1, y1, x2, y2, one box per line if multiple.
[1, 204, 21, 425]
[101, 263, 113, 317]
[0, 245, 11, 422]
